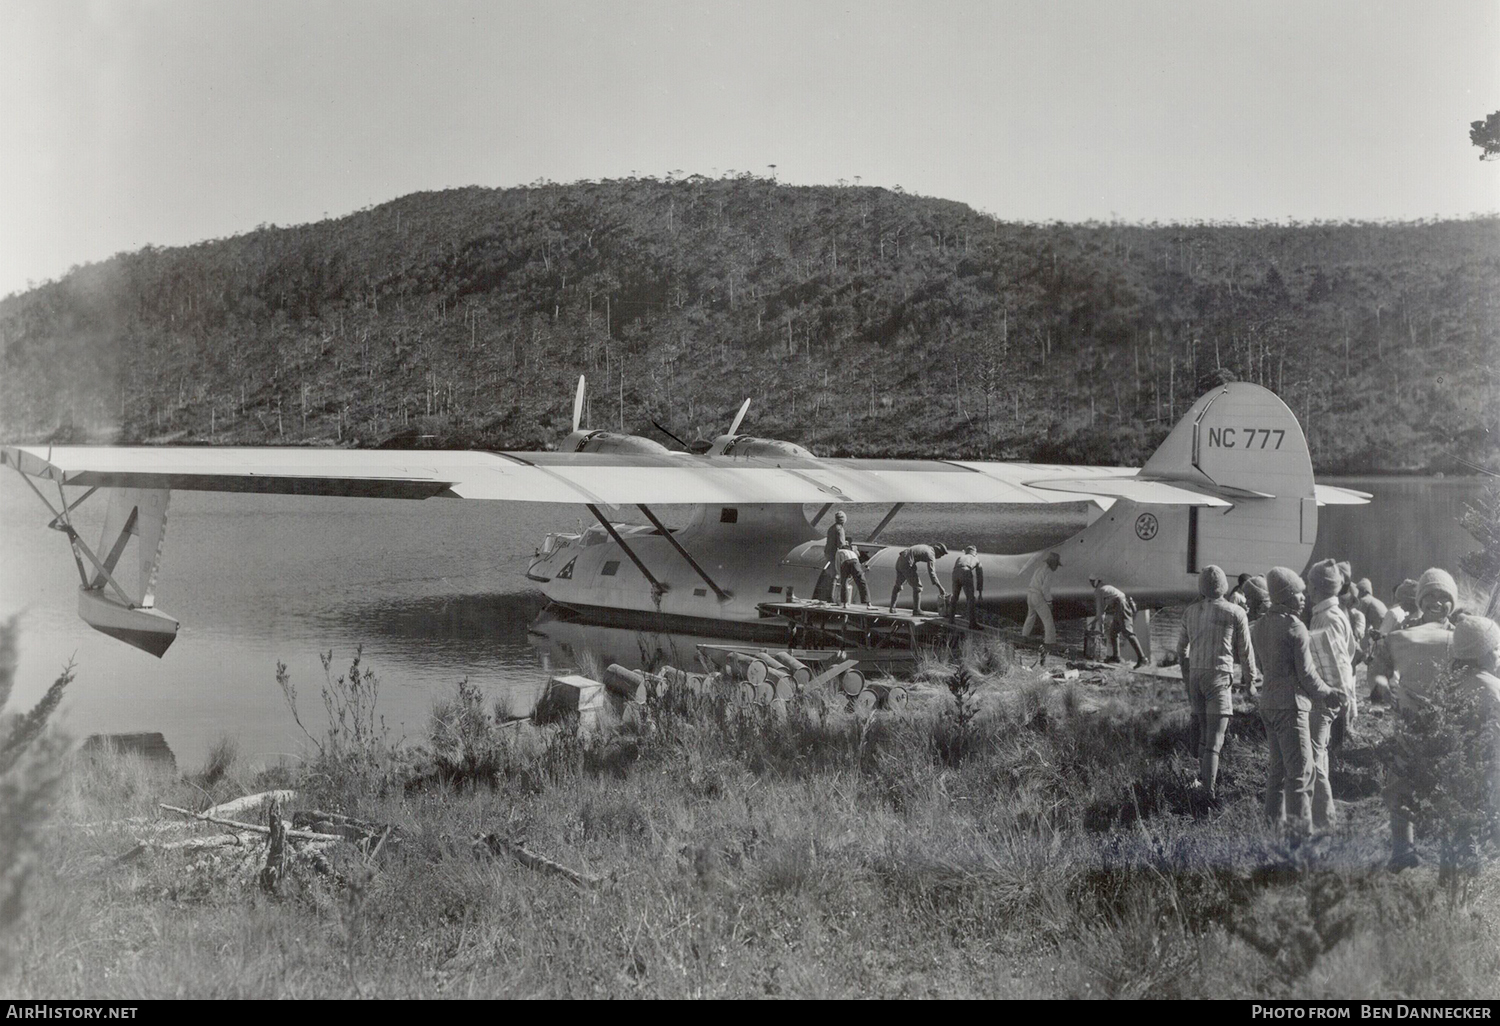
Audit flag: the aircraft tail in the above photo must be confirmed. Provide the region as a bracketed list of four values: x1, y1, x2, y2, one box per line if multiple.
[1048, 383, 1321, 610]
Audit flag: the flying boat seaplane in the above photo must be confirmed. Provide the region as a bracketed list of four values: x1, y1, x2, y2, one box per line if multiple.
[2, 378, 1369, 659]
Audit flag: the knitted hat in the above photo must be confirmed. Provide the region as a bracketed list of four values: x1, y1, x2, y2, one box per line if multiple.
[1245, 575, 1270, 615]
[1452, 617, 1500, 663]
[1394, 578, 1419, 608]
[1416, 568, 1458, 608]
[1267, 567, 1305, 608]
[1199, 565, 1227, 598]
[1307, 559, 1342, 603]
[1356, 578, 1374, 598]
[1336, 561, 1354, 595]
[833, 510, 847, 522]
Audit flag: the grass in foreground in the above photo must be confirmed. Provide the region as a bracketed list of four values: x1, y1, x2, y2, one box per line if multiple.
[4, 642, 1499, 999]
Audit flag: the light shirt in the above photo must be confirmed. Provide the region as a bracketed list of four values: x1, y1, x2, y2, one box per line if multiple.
[1373, 620, 1454, 709]
[1094, 584, 1131, 622]
[1177, 596, 1256, 678]
[1028, 563, 1055, 600]
[1380, 605, 1410, 635]
[1309, 597, 1358, 715]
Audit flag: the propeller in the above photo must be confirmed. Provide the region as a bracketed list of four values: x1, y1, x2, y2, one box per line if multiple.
[572, 375, 586, 434]
[727, 398, 751, 438]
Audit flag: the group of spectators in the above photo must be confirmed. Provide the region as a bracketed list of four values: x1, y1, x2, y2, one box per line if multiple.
[1178, 559, 1500, 867]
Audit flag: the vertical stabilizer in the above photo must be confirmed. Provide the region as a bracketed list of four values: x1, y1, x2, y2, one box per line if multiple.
[1139, 382, 1317, 578]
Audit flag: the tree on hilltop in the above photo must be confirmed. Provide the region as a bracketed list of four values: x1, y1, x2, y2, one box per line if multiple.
[1470, 111, 1500, 160]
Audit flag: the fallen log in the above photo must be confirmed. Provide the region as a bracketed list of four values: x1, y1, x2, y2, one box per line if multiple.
[473, 833, 601, 889]
[203, 790, 298, 820]
[159, 803, 344, 843]
[160, 833, 250, 852]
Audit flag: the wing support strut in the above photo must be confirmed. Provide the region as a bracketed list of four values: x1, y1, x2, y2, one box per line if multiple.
[9, 467, 138, 607]
[637, 504, 730, 602]
[809, 503, 833, 528]
[865, 503, 905, 543]
[585, 503, 667, 600]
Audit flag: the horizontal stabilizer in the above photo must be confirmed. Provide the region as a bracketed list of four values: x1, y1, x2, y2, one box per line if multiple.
[1022, 476, 1232, 506]
[1314, 484, 1374, 506]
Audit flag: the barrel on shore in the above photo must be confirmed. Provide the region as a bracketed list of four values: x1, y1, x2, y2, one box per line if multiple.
[867, 681, 908, 712]
[769, 652, 813, 687]
[717, 678, 756, 706]
[852, 689, 879, 715]
[839, 669, 866, 697]
[604, 664, 649, 704]
[729, 653, 767, 685]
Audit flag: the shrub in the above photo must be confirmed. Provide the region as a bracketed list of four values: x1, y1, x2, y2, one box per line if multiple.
[0, 617, 73, 934]
[1385, 668, 1500, 903]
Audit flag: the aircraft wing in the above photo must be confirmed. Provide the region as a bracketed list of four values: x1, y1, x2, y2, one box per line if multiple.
[2, 446, 1235, 506]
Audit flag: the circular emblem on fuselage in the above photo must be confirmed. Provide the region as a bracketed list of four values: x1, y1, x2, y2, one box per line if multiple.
[1135, 513, 1159, 541]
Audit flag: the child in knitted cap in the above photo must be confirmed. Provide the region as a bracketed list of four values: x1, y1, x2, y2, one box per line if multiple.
[1305, 559, 1358, 828]
[1250, 567, 1345, 836]
[1381, 578, 1420, 635]
[1452, 616, 1500, 706]
[1371, 567, 1459, 869]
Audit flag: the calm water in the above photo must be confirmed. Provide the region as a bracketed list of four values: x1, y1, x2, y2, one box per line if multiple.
[0, 475, 1486, 767]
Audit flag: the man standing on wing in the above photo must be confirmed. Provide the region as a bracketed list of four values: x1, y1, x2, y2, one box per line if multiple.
[948, 545, 985, 629]
[814, 510, 852, 601]
[835, 540, 871, 606]
[1176, 565, 1258, 798]
[889, 543, 948, 614]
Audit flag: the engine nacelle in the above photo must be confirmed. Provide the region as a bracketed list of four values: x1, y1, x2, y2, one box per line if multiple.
[708, 435, 816, 459]
[561, 430, 671, 455]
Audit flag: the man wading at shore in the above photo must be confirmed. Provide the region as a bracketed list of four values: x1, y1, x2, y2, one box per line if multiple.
[1177, 565, 1258, 798]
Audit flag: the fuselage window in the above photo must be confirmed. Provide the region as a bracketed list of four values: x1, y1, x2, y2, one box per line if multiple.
[720, 507, 738, 523]
[600, 561, 621, 577]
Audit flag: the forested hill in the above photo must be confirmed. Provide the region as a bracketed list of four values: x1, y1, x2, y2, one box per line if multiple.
[2, 178, 1496, 473]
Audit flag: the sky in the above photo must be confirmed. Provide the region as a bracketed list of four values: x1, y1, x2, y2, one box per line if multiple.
[2, 0, 1497, 298]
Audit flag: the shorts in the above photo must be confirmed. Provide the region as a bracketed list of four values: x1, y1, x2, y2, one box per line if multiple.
[1187, 668, 1234, 717]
